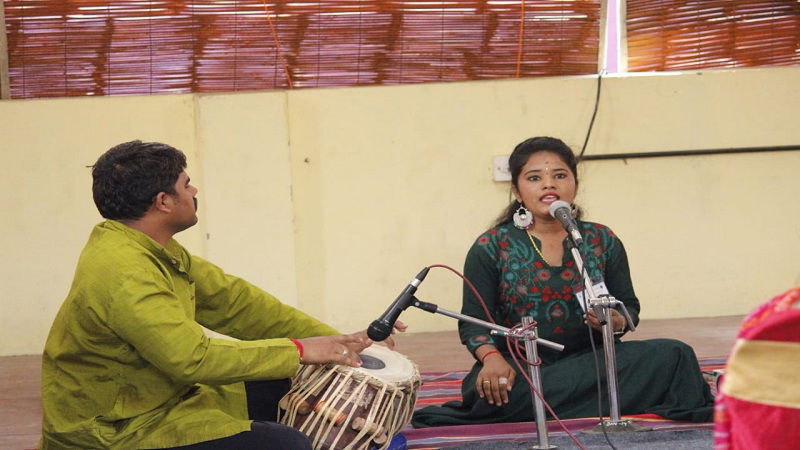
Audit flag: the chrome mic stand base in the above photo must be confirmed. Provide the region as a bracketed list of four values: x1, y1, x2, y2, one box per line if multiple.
[527, 444, 559, 449]
[584, 419, 651, 434]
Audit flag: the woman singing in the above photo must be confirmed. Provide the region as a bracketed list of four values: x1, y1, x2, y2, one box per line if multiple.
[413, 137, 713, 427]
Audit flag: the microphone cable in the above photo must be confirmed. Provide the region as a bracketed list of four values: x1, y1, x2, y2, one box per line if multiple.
[426, 264, 587, 450]
[576, 239, 620, 450]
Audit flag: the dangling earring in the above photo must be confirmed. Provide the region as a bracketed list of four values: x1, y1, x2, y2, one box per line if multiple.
[513, 203, 533, 229]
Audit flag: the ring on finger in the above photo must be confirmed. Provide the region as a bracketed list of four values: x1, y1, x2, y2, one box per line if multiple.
[342, 349, 348, 356]
[482, 380, 491, 385]
[498, 377, 508, 385]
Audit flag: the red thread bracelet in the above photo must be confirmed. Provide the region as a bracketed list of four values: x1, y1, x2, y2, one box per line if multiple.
[290, 339, 304, 358]
[480, 350, 500, 363]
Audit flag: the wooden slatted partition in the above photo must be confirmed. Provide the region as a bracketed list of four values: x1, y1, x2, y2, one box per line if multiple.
[627, 0, 800, 72]
[2, 0, 601, 99]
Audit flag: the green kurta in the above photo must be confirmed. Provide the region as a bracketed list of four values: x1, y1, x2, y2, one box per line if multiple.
[41, 220, 339, 449]
[457, 221, 640, 364]
[412, 221, 713, 427]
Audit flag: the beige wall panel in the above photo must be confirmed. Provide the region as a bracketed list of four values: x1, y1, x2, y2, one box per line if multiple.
[590, 68, 800, 152]
[579, 152, 800, 319]
[287, 76, 613, 333]
[578, 67, 800, 318]
[287, 68, 800, 334]
[195, 92, 299, 307]
[0, 95, 200, 355]
[1, 66, 798, 355]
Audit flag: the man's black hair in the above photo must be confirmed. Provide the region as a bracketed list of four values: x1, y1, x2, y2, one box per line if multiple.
[92, 140, 187, 220]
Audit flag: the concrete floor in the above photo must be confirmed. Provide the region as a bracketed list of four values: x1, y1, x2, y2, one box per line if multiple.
[0, 315, 743, 449]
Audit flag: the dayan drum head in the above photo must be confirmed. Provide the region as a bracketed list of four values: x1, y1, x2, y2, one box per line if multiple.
[278, 345, 420, 450]
[352, 345, 417, 383]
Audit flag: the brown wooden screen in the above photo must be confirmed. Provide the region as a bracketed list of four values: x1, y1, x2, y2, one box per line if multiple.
[2, 0, 600, 99]
[627, 0, 800, 72]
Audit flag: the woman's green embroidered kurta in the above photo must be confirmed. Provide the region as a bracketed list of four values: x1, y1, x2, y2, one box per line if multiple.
[412, 221, 713, 427]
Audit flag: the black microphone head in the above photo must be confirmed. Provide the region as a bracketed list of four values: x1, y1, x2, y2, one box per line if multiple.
[548, 200, 571, 219]
[548, 199, 583, 245]
[367, 320, 392, 341]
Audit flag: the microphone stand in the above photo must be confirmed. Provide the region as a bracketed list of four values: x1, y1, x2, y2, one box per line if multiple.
[409, 298, 563, 449]
[568, 243, 649, 433]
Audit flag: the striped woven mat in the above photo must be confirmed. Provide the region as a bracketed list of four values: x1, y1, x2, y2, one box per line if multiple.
[402, 356, 726, 449]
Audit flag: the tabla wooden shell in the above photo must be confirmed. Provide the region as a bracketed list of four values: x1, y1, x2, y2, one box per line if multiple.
[278, 345, 420, 450]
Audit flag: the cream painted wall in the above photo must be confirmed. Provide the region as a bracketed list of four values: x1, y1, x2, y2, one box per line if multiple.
[287, 67, 800, 334]
[578, 68, 800, 318]
[580, 153, 800, 319]
[0, 94, 204, 355]
[195, 92, 299, 307]
[286, 76, 604, 335]
[1, 66, 798, 355]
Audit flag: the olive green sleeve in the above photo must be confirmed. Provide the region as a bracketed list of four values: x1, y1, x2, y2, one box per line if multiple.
[107, 268, 306, 384]
[189, 254, 339, 340]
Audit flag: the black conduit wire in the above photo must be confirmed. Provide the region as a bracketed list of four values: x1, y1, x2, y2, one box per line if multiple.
[576, 72, 799, 162]
[579, 72, 604, 161]
[582, 145, 800, 161]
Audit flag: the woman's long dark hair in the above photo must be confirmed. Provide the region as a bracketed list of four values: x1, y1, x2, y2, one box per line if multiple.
[493, 136, 581, 228]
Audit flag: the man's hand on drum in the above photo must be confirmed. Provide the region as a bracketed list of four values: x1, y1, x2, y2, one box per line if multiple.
[297, 334, 370, 368]
[475, 345, 516, 406]
[352, 320, 407, 351]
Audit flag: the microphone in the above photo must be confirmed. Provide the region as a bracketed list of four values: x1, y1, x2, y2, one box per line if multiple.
[367, 267, 430, 341]
[550, 200, 604, 325]
[548, 200, 583, 246]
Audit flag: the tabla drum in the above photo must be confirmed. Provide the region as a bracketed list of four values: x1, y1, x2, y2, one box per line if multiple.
[278, 345, 420, 450]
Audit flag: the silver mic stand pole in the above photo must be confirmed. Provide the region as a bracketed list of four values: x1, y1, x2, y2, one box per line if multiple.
[520, 315, 557, 449]
[568, 246, 649, 433]
[410, 298, 562, 449]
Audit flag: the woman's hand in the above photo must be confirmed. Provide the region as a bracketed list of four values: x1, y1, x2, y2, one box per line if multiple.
[584, 309, 626, 333]
[475, 347, 516, 406]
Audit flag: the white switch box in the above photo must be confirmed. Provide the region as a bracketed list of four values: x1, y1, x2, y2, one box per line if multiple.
[492, 155, 511, 181]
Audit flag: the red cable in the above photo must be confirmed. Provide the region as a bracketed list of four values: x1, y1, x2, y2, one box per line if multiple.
[426, 264, 586, 449]
[515, 0, 526, 78]
[262, 1, 294, 89]
[427, 264, 496, 325]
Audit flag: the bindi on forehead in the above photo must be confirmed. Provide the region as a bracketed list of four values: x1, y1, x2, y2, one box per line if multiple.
[538, 157, 565, 166]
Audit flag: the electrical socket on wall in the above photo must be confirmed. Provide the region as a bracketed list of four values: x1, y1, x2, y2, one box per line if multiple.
[492, 155, 511, 181]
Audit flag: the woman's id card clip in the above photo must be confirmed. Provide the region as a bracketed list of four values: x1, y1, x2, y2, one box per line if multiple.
[575, 281, 609, 312]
